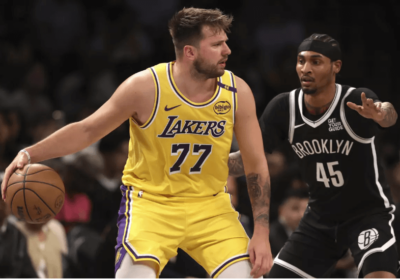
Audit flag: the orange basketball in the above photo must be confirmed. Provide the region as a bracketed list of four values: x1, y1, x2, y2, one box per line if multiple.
[6, 163, 65, 224]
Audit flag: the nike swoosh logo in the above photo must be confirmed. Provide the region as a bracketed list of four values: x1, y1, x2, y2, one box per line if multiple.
[294, 123, 306, 129]
[165, 105, 181, 111]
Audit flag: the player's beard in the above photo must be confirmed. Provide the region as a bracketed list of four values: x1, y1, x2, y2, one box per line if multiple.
[193, 55, 224, 79]
[303, 87, 317, 95]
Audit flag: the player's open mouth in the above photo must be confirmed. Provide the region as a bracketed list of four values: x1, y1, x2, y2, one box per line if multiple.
[301, 76, 314, 85]
[218, 59, 227, 66]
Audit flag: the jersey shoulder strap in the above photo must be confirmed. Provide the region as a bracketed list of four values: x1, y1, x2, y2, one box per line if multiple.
[288, 88, 301, 143]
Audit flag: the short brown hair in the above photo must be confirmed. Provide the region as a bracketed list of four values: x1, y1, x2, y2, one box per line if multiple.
[168, 7, 233, 56]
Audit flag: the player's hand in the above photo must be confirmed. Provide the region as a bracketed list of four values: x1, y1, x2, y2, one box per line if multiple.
[248, 229, 273, 278]
[1, 151, 29, 201]
[346, 92, 384, 122]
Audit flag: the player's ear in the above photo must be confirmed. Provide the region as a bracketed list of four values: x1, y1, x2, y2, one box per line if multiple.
[332, 60, 342, 75]
[183, 45, 197, 61]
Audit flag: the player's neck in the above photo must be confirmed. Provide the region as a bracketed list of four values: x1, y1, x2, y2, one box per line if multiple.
[172, 61, 217, 102]
[304, 83, 336, 115]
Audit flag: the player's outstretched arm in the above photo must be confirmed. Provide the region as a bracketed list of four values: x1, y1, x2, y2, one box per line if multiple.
[347, 92, 398, 128]
[2, 70, 154, 200]
[234, 77, 272, 278]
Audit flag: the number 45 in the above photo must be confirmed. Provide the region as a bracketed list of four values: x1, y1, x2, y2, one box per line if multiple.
[316, 161, 344, 188]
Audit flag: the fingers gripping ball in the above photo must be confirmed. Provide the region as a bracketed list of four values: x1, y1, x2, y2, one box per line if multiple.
[6, 164, 65, 224]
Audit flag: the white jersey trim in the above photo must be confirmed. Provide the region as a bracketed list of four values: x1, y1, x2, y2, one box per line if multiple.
[340, 87, 374, 144]
[357, 206, 396, 276]
[371, 140, 391, 209]
[274, 255, 315, 278]
[288, 89, 296, 143]
[298, 84, 342, 128]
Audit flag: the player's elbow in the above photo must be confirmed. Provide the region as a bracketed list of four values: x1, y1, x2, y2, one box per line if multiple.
[77, 120, 99, 146]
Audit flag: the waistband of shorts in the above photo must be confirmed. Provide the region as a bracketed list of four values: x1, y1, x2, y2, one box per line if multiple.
[120, 184, 227, 203]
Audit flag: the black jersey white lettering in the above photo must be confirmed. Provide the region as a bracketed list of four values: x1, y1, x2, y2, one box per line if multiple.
[260, 84, 394, 221]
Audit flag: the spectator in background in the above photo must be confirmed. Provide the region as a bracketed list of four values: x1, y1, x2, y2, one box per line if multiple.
[10, 62, 53, 122]
[88, 127, 129, 233]
[55, 151, 95, 232]
[269, 189, 308, 257]
[227, 175, 253, 237]
[0, 199, 37, 278]
[14, 219, 66, 278]
[33, 0, 87, 60]
[0, 106, 30, 169]
[0, 109, 11, 170]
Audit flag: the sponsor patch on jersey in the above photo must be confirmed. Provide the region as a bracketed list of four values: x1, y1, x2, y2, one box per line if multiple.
[213, 101, 231, 115]
[358, 228, 379, 250]
[328, 118, 343, 132]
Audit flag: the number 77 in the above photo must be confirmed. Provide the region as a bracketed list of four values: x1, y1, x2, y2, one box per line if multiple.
[170, 144, 213, 174]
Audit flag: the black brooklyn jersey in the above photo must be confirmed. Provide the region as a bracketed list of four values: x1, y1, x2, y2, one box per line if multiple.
[260, 84, 394, 221]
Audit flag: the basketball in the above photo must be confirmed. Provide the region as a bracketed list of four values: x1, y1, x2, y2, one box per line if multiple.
[6, 163, 65, 224]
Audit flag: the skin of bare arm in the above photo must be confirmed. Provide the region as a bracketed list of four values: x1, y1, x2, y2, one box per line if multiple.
[233, 76, 273, 277]
[347, 92, 398, 128]
[1, 70, 155, 200]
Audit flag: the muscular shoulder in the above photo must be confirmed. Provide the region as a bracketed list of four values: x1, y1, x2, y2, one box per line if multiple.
[117, 69, 156, 124]
[234, 75, 252, 97]
[268, 92, 290, 110]
[123, 69, 155, 100]
[259, 92, 291, 153]
[260, 92, 290, 123]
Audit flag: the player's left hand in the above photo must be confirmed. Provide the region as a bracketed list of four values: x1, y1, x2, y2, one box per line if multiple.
[248, 230, 273, 278]
[346, 92, 384, 122]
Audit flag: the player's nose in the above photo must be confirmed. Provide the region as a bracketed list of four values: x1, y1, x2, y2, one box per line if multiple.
[301, 61, 312, 74]
[223, 42, 231, 56]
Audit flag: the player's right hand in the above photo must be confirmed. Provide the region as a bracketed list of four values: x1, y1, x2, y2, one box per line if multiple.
[1, 151, 30, 201]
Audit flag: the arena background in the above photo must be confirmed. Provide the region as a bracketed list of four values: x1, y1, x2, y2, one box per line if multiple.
[0, 0, 399, 278]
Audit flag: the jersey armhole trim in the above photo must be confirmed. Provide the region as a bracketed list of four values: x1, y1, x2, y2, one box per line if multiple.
[229, 71, 237, 124]
[340, 87, 373, 144]
[133, 67, 160, 129]
[288, 89, 296, 144]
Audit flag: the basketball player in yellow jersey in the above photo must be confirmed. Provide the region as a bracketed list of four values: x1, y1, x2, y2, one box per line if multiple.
[2, 8, 272, 278]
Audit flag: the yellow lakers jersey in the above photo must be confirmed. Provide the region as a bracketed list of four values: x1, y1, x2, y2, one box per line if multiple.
[122, 62, 237, 197]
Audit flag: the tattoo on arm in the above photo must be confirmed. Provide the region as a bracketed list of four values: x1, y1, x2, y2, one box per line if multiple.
[247, 173, 271, 228]
[379, 102, 398, 127]
[228, 151, 245, 177]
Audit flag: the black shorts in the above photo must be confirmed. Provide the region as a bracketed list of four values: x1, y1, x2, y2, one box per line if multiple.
[270, 206, 398, 278]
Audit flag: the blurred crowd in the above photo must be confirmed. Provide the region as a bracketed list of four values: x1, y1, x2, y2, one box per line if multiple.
[1, 0, 400, 278]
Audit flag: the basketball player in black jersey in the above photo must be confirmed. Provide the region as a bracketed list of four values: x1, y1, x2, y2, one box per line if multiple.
[228, 34, 398, 278]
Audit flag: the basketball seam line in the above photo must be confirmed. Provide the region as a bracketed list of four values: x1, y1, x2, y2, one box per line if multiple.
[14, 169, 52, 176]
[24, 188, 57, 217]
[26, 188, 57, 216]
[23, 165, 33, 222]
[7, 181, 65, 194]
